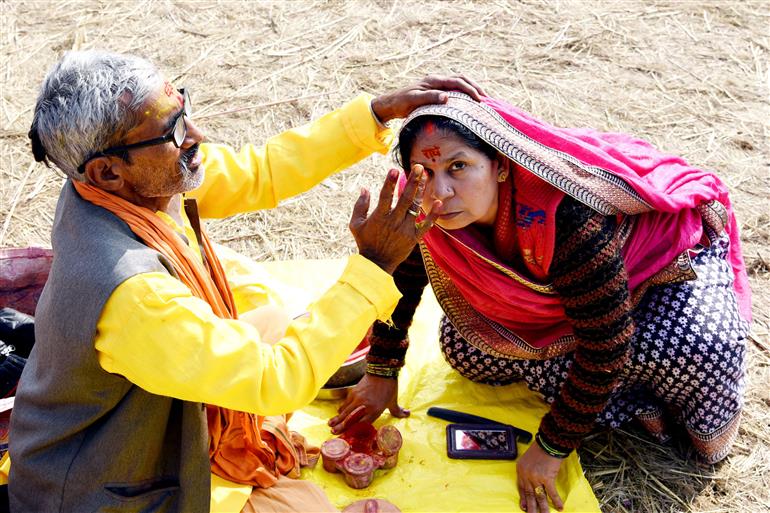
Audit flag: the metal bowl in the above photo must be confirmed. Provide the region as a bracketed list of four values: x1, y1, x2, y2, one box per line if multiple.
[316, 383, 355, 401]
[323, 344, 369, 388]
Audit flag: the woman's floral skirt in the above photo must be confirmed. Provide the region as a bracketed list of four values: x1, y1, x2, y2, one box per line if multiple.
[439, 234, 750, 464]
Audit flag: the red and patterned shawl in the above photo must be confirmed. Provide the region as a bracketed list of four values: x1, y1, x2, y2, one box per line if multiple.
[402, 93, 751, 359]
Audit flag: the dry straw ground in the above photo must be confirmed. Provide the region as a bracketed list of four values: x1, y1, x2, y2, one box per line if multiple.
[1, 1, 768, 511]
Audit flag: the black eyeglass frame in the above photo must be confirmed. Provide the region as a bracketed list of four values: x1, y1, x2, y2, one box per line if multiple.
[77, 88, 191, 173]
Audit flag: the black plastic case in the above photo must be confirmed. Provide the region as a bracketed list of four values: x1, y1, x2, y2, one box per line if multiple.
[446, 423, 517, 460]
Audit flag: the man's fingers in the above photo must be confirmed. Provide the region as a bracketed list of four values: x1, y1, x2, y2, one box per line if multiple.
[349, 188, 370, 230]
[393, 165, 424, 218]
[536, 487, 550, 513]
[374, 169, 399, 216]
[400, 90, 447, 113]
[422, 76, 484, 101]
[455, 74, 488, 98]
[416, 200, 441, 238]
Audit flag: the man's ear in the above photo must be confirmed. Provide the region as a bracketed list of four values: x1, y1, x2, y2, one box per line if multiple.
[83, 156, 124, 191]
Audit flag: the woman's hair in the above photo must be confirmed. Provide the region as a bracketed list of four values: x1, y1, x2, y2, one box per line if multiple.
[395, 115, 498, 169]
[29, 50, 163, 180]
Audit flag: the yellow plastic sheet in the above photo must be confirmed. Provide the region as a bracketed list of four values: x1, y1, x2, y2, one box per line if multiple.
[262, 259, 599, 513]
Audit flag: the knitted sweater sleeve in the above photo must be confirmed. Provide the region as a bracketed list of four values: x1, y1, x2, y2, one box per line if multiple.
[537, 196, 635, 454]
[366, 245, 429, 373]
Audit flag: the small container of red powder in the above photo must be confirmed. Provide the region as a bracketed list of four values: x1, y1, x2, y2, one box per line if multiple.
[376, 425, 403, 469]
[320, 437, 350, 473]
[341, 452, 376, 489]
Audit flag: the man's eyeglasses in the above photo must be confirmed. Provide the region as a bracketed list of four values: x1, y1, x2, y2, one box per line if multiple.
[77, 88, 191, 173]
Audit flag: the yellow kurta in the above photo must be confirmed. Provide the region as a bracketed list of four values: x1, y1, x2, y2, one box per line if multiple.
[92, 93, 399, 512]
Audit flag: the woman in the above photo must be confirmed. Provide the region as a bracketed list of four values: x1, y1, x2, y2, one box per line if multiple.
[329, 93, 752, 513]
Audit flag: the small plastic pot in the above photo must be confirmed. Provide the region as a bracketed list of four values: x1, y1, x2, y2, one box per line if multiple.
[376, 425, 403, 469]
[321, 437, 350, 473]
[341, 452, 376, 489]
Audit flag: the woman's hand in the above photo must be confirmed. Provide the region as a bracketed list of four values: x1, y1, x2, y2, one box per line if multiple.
[516, 443, 565, 513]
[328, 374, 407, 434]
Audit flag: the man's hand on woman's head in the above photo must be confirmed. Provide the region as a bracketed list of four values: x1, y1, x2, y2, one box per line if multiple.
[371, 75, 487, 123]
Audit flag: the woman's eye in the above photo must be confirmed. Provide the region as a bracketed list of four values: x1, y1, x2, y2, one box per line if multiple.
[450, 161, 466, 171]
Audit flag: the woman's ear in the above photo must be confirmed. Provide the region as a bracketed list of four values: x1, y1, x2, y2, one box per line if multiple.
[494, 153, 508, 182]
[83, 156, 124, 191]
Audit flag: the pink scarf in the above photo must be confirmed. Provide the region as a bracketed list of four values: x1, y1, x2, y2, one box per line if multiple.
[408, 94, 751, 351]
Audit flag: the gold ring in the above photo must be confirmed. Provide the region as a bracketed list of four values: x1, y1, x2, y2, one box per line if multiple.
[534, 485, 546, 497]
[407, 208, 419, 217]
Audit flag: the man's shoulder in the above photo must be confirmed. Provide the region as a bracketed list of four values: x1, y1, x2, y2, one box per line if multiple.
[48, 187, 174, 302]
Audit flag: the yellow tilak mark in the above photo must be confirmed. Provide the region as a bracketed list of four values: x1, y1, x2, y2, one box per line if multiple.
[149, 96, 178, 120]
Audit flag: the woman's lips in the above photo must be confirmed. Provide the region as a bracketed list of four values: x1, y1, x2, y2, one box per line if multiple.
[438, 211, 461, 220]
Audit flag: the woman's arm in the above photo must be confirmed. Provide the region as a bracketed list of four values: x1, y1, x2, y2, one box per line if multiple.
[516, 196, 634, 513]
[329, 245, 429, 432]
[366, 244, 429, 377]
[538, 196, 635, 454]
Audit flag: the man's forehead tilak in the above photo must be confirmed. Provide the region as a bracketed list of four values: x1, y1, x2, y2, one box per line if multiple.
[143, 81, 184, 120]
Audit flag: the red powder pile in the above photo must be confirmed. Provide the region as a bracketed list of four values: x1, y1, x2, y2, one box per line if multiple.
[339, 422, 377, 454]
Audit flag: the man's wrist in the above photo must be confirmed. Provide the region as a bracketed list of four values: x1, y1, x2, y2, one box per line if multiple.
[370, 97, 392, 126]
[359, 251, 396, 275]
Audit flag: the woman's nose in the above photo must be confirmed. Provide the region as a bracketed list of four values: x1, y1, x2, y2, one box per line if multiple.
[429, 175, 453, 201]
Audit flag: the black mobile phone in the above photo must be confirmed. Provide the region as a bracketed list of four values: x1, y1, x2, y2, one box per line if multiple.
[446, 423, 517, 460]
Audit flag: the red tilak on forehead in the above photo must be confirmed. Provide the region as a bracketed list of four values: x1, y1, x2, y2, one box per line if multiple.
[164, 81, 183, 106]
[421, 145, 441, 160]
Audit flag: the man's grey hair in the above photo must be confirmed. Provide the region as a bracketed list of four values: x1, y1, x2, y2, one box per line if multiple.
[29, 50, 163, 180]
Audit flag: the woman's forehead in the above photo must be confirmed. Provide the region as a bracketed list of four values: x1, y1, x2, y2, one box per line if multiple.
[412, 129, 468, 149]
[410, 131, 478, 163]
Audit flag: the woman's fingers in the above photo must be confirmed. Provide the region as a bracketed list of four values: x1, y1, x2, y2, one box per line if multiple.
[517, 478, 528, 511]
[517, 481, 559, 513]
[525, 487, 538, 513]
[330, 404, 368, 434]
[329, 395, 359, 428]
[535, 485, 550, 513]
[387, 397, 410, 418]
[545, 482, 563, 511]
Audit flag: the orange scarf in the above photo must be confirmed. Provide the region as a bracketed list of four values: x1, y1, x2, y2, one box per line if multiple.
[73, 181, 315, 487]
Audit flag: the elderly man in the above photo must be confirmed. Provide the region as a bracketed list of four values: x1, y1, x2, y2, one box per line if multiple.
[8, 50, 484, 512]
